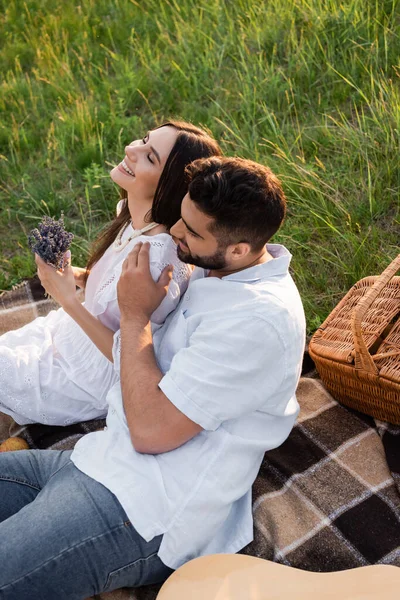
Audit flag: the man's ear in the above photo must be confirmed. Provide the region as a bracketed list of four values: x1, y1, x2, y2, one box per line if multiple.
[228, 242, 252, 262]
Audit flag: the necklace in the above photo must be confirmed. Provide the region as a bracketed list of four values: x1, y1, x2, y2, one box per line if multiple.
[113, 220, 159, 252]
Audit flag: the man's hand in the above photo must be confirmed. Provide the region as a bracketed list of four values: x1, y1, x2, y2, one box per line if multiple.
[35, 250, 79, 309]
[117, 242, 173, 322]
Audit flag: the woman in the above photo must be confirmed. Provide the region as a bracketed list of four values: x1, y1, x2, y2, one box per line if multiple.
[0, 120, 221, 426]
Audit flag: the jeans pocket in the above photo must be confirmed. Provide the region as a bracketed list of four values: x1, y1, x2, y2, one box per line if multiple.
[104, 551, 172, 592]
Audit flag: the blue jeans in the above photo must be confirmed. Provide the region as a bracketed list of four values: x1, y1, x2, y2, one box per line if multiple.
[0, 450, 173, 599]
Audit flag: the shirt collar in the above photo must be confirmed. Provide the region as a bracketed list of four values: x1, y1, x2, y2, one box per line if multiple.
[195, 244, 292, 283]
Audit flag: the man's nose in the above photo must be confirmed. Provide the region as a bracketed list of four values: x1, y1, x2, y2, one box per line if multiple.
[170, 218, 183, 238]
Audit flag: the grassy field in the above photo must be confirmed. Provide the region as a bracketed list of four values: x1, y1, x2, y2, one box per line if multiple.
[1, 0, 399, 332]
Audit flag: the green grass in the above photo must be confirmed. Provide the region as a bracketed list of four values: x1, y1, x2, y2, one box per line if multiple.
[1, 0, 399, 333]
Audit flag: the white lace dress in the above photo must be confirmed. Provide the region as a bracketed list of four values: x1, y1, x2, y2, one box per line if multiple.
[0, 223, 191, 426]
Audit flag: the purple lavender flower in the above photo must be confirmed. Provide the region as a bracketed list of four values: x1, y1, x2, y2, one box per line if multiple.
[28, 214, 74, 269]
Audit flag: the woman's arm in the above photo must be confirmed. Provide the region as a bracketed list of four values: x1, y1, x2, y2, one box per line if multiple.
[35, 254, 114, 362]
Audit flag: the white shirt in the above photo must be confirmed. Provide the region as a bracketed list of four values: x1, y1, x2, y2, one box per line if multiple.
[71, 244, 306, 570]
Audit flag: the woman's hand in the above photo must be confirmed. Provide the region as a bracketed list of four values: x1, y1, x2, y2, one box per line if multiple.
[71, 266, 88, 289]
[35, 251, 79, 310]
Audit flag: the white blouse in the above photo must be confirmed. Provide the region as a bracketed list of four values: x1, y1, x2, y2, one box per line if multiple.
[0, 208, 191, 426]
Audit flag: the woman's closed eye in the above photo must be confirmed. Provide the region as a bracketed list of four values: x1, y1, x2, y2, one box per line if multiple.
[142, 134, 154, 164]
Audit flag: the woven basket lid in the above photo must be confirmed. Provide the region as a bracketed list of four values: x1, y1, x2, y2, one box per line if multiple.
[310, 276, 400, 368]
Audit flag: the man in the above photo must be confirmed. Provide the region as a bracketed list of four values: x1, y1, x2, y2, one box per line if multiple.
[0, 157, 305, 599]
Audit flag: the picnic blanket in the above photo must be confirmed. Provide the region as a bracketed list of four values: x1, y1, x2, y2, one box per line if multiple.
[0, 277, 399, 600]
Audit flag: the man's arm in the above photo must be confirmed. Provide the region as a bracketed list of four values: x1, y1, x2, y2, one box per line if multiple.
[118, 243, 202, 454]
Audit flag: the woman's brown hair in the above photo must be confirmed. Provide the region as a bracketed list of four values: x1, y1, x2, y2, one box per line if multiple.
[85, 120, 222, 280]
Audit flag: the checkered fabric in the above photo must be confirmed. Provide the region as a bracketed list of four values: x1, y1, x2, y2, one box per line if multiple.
[0, 279, 399, 600]
[0, 276, 59, 335]
[241, 378, 400, 571]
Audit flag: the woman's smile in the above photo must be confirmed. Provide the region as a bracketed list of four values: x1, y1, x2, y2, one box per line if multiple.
[117, 159, 135, 177]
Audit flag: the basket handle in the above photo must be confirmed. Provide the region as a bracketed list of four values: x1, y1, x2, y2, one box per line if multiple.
[351, 253, 400, 374]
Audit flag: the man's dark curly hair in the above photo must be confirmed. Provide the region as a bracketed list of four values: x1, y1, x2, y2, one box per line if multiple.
[185, 156, 286, 250]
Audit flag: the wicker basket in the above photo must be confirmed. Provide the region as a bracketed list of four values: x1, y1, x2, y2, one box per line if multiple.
[309, 254, 400, 424]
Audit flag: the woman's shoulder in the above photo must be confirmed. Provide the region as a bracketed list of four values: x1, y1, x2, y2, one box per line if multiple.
[144, 232, 178, 255]
[147, 234, 191, 284]
[145, 232, 172, 249]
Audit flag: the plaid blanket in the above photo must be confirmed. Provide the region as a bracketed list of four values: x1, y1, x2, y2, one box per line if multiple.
[0, 278, 399, 600]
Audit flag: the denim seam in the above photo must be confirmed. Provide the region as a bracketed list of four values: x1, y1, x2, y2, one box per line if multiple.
[0, 475, 41, 491]
[110, 550, 159, 570]
[104, 550, 159, 589]
[0, 522, 156, 592]
[48, 459, 71, 481]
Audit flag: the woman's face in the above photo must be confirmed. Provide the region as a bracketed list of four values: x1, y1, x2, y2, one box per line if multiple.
[110, 126, 178, 203]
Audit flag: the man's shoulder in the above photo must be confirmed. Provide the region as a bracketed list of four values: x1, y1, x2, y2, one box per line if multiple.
[182, 266, 305, 357]
[188, 268, 303, 319]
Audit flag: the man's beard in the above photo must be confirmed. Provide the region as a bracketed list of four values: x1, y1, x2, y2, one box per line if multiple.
[176, 244, 228, 270]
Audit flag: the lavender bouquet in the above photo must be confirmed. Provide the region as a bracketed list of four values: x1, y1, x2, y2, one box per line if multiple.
[28, 214, 74, 270]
